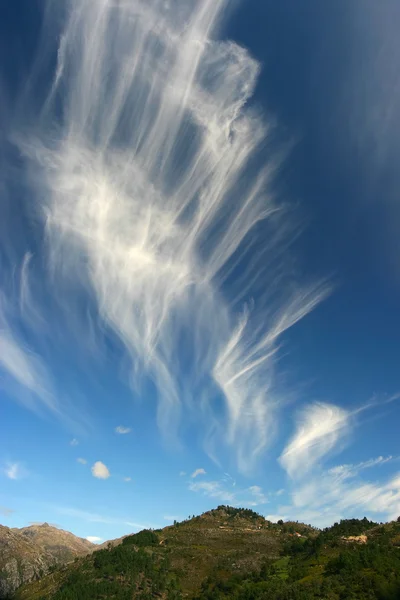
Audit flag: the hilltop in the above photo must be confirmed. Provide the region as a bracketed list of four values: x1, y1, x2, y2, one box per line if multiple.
[7, 508, 400, 600]
[0, 523, 93, 598]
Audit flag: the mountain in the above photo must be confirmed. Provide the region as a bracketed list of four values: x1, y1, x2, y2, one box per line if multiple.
[9, 508, 400, 600]
[0, 523, 94, 599]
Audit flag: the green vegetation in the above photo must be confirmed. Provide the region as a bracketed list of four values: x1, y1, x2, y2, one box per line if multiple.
[12, 511, 400, 600]
[122, 530, 159, 547]
[215, 506, 263, 521]
[195, 519, 400, 600]
[35, 544, 181, 600]
[323, 517, 378, 538]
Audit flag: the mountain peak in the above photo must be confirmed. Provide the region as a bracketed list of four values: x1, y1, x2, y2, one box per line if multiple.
[0, 522, 93, 598]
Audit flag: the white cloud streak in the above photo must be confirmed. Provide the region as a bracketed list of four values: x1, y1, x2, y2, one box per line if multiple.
[54, 506, 151, 530]
[0, 288, 58, 414]
[282, 461, 400, 527]
[0, 506, 15, 516]
[246, 485, 269, 506]
[91, 461, 110, 479]
[278, 401, 400, 525]
[77, 457, 87, 464]
[189, 477, 268, 507]
[189, 480, 236, 503]
[115, 426, 131, 435]
[191, 468, 206, 478]
[0, 333, 50, 406]
[7, 0, 329, 474]
[4, 462, 22, 480]
[279, 402, 351, 480]
[86, 536, 102, 543]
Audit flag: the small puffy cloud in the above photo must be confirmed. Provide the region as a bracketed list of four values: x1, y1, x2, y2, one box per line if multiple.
[275, 489, 285, 496]
[123, 477, 131, 482]
[70, 438, 79, 446]
[191, 468, 206, 478]
[4, 462, 21, 480]
[0, 506, 14, 517]
[91, 461, 110, 479]
[115, 426, 131, 434]
[266, 514, 287, 523]
[86, 536, 103, 543]
[77, 458, 87, 464]
[179, 471, 186, 476]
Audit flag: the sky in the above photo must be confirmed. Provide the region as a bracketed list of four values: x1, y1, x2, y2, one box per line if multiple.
[1, 0, 400, 544]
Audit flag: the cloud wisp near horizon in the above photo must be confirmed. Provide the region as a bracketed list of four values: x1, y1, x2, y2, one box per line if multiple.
[1, 0, 400, 536]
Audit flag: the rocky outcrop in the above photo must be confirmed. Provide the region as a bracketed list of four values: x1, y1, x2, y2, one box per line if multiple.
[342, 534, 368, 544]
[0, 555, 49, 598]
[0, 523, 93, 598]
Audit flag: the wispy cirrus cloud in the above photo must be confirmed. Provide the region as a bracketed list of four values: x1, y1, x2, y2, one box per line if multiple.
[277, 401, 400, 525]
[3, 462, 24, 480]
[244, 485, 269, 506]
[7, 0, 329, 475]
[115, 426, 131, 435]
[77, 458, 87, 464]
[191, 468, 206, 478]
[328, 455, 395, 481]
[0, 266, 63, 417]
[0, 325, 57, 415]
[70, 438, 79, 446]
[279, 402, 351, 480]
[164, 515, 184, 522]
[0, 506, 15, 517]
[54, 505, 151, 530]
[189, 480, 236, 503]
[189, 477, 269, 507]
[29, 522, 60, 527]
[278, 459, 400, 527]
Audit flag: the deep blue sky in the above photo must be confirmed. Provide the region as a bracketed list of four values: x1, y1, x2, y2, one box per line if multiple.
[1, 0, 400, 542]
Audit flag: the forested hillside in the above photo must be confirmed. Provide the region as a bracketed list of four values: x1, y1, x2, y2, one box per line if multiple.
[10, 508, 400, 600]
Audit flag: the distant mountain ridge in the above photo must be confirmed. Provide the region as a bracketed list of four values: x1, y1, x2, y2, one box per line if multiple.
[0, 522, 93, 598]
